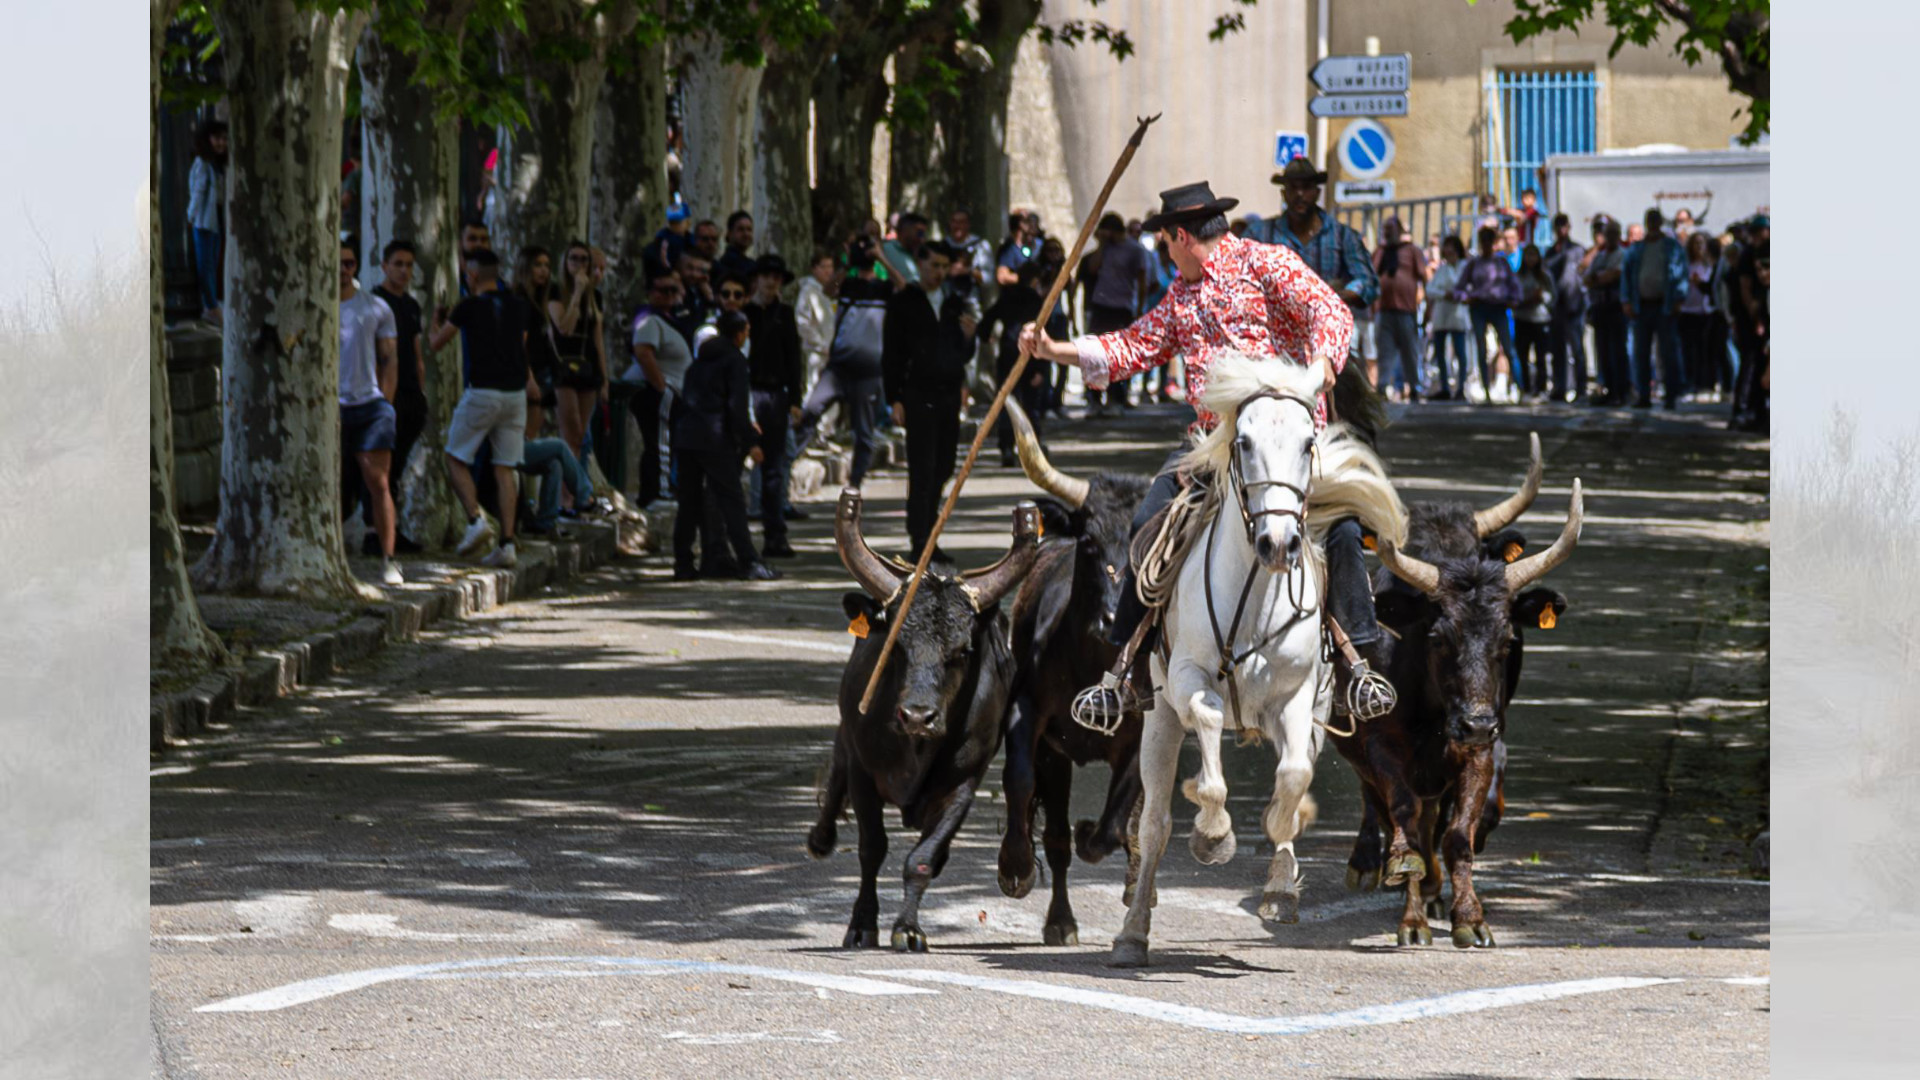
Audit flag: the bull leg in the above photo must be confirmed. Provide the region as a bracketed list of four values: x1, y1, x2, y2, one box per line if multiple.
[996, 692, 1040, 899]
[1445, 752, 1499, 949]
[1259, 677, 1322, 924]
[843, 769, 886, 948]
[1037, 745, 1080, 946]
[1475, 738, 1508, 854]
[1170, 660, 1235, 865]
[1077, 752, 1141, 865]
[1416, 799, 1445, 923]
[1375, 753, 1427, 890]
[1347, 783, 1389, 892]
[892, 777, 979, 953]
[1111, 699, 1182, 967]
[807, 730, 850, 859]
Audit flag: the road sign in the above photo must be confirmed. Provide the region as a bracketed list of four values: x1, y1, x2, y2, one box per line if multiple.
[1335, 180, 1395, 204]
[1311, 54, 1411, 94]
[1309, 93, 1408, 119]
[1337, 119, 1395, 181]
[1273, 130, 1309, 168]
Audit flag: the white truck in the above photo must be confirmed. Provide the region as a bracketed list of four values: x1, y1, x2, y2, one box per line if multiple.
[1544, 146, 1770, 232]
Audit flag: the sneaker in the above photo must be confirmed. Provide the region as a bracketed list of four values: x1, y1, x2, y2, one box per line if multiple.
[457, 514, 494, 556]
[741, 562, 782, 581]
[381, 560, 405, 587]
[761, 540, 797, 559]
[481, 542, 517, 568]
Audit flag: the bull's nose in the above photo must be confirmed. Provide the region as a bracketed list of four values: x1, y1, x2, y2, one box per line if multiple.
[1450, 713, 1500, 745]
[899, 705, 938, 731]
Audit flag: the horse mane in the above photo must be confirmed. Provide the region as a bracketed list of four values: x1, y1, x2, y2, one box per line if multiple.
[1176, 351, 1408, 549]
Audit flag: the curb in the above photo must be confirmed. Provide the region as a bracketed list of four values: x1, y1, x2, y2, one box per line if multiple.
[151, 514, 646, 753]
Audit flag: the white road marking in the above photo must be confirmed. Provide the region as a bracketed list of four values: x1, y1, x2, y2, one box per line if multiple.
[1723, 975, 1770, 986]
[661, 1029, 843, 1045]
[328, 912, 582, 943]
[677, 629, 849, 655]
[863, 969, 1680, 1035]
[196, 956, 938, 1013]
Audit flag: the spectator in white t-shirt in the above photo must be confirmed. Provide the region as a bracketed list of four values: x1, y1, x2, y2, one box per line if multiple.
[338, 242, 403, 586]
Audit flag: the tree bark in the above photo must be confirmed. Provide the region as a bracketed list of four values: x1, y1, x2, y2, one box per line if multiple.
[947, 0, 1038, 253]
[885, 34, 956, 221]
[152, 0, 226, 670]
[195, 0, 373, 601]
[811, 27, 892, 248]
[494, 0, 638, 266]
[678, 34, 764, 225]
[590, 37, 669, 367]
[358, 6, 471, 550]
[751, 47, 824, 275]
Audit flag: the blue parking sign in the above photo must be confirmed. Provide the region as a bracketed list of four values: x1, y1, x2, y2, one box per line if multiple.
[1274, 130, 1309, 168]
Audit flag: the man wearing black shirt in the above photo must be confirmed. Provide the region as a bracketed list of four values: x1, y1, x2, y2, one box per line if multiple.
[427, 247, 536, 568]
[745, 254, 805, 557]
[1543, 213, 1589, 403]
[714, 211, 759, 286]
[884, 241, 979, 558]
[672, 310, 780, 582]
[370, 240, 427, 552]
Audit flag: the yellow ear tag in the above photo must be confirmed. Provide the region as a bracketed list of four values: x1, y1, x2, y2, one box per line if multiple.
[1504, 542, 1523, 563]
[1036, 517, 1044, 537]
[1362, 535, 1377, 552]
[848, 613, 870, 638]
[1537, 607, 1557, 630]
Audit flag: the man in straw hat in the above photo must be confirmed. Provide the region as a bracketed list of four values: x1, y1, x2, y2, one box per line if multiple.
[1249, 156, 1379, 375]
[1019, 180, 1389, 718]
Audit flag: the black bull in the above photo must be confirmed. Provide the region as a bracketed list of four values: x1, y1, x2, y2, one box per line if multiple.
[992, 399, 1153, 945]
[1333, 435, 1584, 950]
[807, 488, 1041, 951]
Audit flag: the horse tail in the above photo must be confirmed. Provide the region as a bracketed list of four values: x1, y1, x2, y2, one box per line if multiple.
[1331, 360, 1389, 448]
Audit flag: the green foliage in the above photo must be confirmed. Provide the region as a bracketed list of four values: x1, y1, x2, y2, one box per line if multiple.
[1482, 0, 1770, 144]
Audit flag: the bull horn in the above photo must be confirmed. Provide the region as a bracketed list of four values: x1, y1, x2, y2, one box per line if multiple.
[1473, 432, 1543, 538]
[835, 487, 907, 600]
[1007, 397, 1089, 509]
[1505, 479, 1583, 593]
[1376, 539, 1441, 596]
[962, 501, 1044, 610]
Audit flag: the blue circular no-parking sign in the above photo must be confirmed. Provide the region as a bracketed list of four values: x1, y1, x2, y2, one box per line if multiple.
[1338, 119, 1395, 181]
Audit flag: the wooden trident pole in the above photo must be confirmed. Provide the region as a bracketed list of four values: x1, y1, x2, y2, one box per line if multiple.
[859, 113, 1162, 712]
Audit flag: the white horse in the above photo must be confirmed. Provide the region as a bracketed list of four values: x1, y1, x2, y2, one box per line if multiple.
[1111, 352, 1407, 968]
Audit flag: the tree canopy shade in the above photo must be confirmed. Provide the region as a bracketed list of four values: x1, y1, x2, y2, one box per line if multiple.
[1484, 0, 1770, 144]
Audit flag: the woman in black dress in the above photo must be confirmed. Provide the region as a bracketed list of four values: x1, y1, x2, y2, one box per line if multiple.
[550, 241, 608, 466]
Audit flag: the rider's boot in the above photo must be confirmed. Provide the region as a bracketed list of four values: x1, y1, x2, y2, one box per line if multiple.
[1326, 518, 1397, 720]
[1070, 567, 1156, 734]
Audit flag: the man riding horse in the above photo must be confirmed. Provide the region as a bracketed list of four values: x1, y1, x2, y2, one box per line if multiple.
[1018, 180, 1389, 717]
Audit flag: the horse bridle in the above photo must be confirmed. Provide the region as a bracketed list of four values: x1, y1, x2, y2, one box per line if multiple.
[1225, 389, 1319, 545]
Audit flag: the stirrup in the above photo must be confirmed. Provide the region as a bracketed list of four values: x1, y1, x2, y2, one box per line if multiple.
[1342, 659, 1397, 722]
[1071, 673, 1131, 736]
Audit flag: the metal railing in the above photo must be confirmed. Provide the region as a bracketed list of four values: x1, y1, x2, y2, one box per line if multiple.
[1334, 193, 1479, 248]
[1484, 68, 1600, 209]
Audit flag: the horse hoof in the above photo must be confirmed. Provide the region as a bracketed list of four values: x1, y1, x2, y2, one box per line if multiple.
[1382, 853, 1425, 886]
[890, 924, 928, 953]
[841, 927, 878, 948]
[1346, 866, 1381, 893]
[806, 825, 835, 860]
[998, 866, 1035, 900]
[1452, 922, 1496, 949]
[1189, 826, 1237, 865]
[1258, 891, 1299, 924]
[1109, 937, 1150, 968]
[1396, 923, 1432, 947]
[1043, 923, 1079, 947]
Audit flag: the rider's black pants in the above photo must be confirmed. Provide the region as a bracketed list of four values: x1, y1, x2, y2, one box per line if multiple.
[1107, 446, 1379, 651]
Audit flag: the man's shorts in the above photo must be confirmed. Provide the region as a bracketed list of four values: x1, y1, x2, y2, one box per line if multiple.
[341, 399, 397, 455]
[446, 387, 527, 468]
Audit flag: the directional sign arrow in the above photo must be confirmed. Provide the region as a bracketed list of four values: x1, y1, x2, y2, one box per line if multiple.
[1309, 93, 1409, 119]
[1310, 54, 1411, 93]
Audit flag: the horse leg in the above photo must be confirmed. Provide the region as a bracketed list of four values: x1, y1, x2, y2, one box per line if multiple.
[843, 768, 886, 948]
[1445, 749, 1499, 949]
[892, 777, 979, 953]
[1259, 677, 1321, 924]
[1037, 745, 1080, 946]
[996, 692, 1040, 899]
[1111, 699, 1182, 967]
[1170, 659, 1235, 865]
[807, 729, 849, 859]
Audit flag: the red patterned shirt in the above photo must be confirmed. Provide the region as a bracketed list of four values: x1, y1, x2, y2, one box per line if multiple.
[1072, 231, 1352, 430]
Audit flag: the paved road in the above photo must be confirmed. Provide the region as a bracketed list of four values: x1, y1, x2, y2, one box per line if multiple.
[152, 401, 1769, 1079]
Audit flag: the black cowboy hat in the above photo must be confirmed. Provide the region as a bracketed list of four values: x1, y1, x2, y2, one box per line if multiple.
[753, 252, 795, 283]
[1271, 156, 1329, 187]
[1142, 181, 1239, 232]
